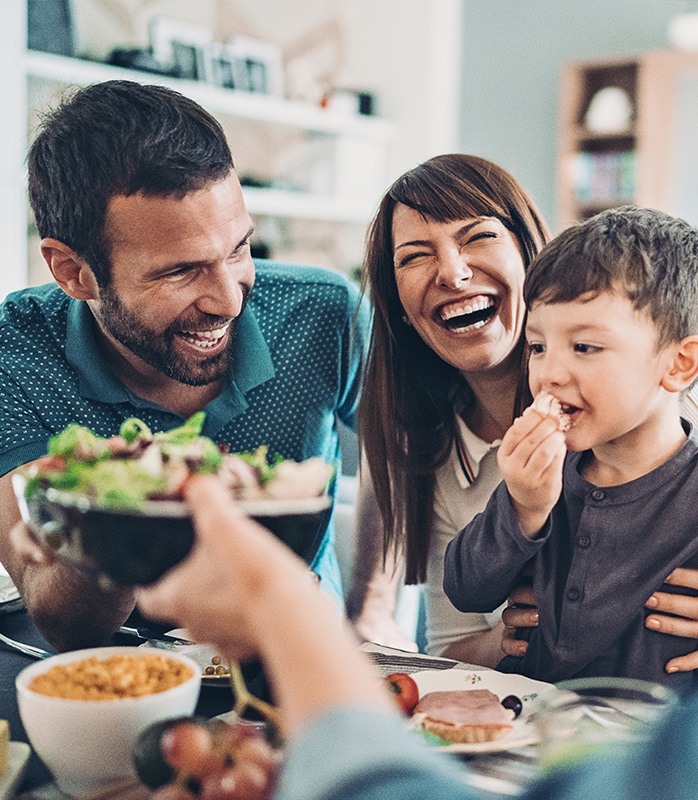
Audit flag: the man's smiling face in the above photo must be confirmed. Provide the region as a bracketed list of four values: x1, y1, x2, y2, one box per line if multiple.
[90, 171, 255, 386]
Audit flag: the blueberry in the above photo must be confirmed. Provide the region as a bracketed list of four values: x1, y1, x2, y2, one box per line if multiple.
[501, 694, 523, 718]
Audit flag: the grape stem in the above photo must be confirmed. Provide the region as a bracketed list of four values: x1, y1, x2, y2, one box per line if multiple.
[229, 660, 283, 729]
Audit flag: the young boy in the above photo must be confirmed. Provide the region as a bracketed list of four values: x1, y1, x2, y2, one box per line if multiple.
[444, 206, 698, 689]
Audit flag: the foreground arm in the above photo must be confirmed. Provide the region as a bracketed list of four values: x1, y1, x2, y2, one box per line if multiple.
[1, 468, 135, 651]
[137, 477, 394, 731]
[137, 477, 698, 800]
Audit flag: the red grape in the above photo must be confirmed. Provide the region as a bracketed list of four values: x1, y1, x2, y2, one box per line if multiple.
[161, 722, 224, 776]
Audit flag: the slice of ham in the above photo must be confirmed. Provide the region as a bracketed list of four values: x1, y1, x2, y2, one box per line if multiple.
[415, 689, 515, 727]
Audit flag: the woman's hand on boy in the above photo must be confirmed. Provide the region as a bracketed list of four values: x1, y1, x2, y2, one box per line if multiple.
[501, 581, 538, 658]
[498, 411, 566, 538]
[646, 567, 698, 672]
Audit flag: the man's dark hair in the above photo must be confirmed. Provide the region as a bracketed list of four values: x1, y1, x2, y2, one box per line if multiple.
[525, 205, 698, 347]
[28, 80, 234, 286]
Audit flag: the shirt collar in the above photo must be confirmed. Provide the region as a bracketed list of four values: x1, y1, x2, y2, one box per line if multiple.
[65, 298, 275, 429]
[453, 416, 501, 488]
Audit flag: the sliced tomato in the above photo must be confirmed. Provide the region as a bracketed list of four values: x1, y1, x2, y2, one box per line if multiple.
[383, 672, 419, 715]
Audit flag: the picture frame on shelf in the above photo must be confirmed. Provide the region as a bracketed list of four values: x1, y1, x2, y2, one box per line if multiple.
[209, 43, 248, 91]
[149, 17, 213, 82]
[225, 36, 285, 96]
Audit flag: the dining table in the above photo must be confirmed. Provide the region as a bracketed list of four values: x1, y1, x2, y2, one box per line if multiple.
[0, 602, 543, 800]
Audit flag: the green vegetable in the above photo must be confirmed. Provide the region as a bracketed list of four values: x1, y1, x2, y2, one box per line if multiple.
[236, 445, 282, 484]
[155, 412, 205, 444]
[48, 424, 110, 460]
[120, 418, 153, 443]
[29, 414, 287, 508]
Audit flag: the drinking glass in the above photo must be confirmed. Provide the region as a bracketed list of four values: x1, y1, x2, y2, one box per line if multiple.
[534, 677, 678, 773]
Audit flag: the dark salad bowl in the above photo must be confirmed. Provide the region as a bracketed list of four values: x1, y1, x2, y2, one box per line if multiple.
[12, 474, 332, 588]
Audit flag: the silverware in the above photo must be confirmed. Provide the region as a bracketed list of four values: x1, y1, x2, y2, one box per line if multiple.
[0, 631, 52, 660]
[118, 626, 192, 645]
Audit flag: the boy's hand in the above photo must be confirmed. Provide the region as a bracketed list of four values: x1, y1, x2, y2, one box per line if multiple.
[497, 410, 566, 538]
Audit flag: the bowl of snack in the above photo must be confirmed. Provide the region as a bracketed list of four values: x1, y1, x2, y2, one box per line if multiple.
[13, 413, 334, 588]
[16, 646, 201, 795]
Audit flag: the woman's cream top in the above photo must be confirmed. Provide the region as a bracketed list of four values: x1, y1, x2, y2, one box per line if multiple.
[425, 417, 504, 655]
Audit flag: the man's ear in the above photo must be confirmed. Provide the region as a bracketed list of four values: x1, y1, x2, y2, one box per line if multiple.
[40, 238, 100, 301]
[662, 336, 698, 393]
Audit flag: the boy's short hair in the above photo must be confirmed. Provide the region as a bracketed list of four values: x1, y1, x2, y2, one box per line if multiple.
[28, 80, 234, 287]
[524, 205, 698, 346]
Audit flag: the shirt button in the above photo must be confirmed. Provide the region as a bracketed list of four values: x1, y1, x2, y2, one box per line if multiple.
[577, 535, 591, 548]
[567, 587, 581, 602]
[591, 489, 605, 501]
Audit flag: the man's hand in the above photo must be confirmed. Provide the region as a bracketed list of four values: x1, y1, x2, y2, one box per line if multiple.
[497, 411, 566, 538]
[9, 521, 56, 567]
[501, 582, 538, 658]
[646, 567, 698, 673]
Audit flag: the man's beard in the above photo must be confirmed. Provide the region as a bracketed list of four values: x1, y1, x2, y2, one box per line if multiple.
[96, 286, 240, 387]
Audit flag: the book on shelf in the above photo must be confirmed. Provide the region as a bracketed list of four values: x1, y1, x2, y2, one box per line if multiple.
[572, 150, 635, 204]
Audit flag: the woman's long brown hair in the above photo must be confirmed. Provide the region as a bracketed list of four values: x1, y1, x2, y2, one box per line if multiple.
[359, 154, 549, 583]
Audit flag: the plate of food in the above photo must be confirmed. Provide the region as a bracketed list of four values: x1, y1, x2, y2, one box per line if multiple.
[396, 669, 553, 754]
[13, 413, 334, 589]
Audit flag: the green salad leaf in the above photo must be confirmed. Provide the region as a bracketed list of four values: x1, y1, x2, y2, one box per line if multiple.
[120, 418, 153, 443]
[48, 424, 110, 461]
[29, 414, 286, 508]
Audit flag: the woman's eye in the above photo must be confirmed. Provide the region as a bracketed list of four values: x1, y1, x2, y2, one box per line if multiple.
[469, 231, 497, 242]
[396, 252, 430, 268]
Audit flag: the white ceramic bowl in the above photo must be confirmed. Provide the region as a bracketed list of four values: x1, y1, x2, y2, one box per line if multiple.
[16, 646, 201, 795]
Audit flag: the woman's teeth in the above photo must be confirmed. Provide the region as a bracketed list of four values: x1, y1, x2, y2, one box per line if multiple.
[440, 298, 495, 331]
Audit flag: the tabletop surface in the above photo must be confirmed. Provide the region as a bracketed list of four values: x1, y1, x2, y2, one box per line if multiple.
[1, 612, 541, 800]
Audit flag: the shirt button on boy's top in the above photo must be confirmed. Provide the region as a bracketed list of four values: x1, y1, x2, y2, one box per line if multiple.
[591, 489, 605, 501]
[567, 587, 581, 602]
[577, 535, 591, 548]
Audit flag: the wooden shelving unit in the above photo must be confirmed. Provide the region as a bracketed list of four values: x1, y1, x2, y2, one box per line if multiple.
[556, 50, 698, 232]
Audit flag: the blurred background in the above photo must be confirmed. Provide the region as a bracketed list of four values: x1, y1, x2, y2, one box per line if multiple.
[6, 0, 698, 297]
[6, 0, 698, 299]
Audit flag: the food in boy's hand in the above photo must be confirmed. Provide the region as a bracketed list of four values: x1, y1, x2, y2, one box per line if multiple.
[412, 689, 516, 744]
[21, 412, 333, 510]
[524, 391, 572, 431]
[383, 672, 420, 715]
[133, 715, 279, 800]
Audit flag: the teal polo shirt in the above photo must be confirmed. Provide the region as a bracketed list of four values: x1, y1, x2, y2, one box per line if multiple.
[0, 260, 369, 604]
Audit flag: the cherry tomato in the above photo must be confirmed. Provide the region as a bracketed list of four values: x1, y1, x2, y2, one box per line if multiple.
[383, 672, 419, 715]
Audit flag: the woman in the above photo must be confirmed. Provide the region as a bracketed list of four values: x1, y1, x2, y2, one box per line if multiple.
[348, 154, 698, 670]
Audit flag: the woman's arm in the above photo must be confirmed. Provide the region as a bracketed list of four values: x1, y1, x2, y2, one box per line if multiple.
[345, 471, 419, 652]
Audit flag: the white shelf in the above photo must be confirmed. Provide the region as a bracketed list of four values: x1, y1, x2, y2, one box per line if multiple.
[25, 50, 395, 142]
[243, 186, 377, 223]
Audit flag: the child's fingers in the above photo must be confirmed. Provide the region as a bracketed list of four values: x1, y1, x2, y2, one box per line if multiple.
[523, 430, 566, 478]
[499, 416, 564, 470]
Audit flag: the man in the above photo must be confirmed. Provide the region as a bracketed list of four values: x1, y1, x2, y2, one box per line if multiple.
[0, 80, 368, 651]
